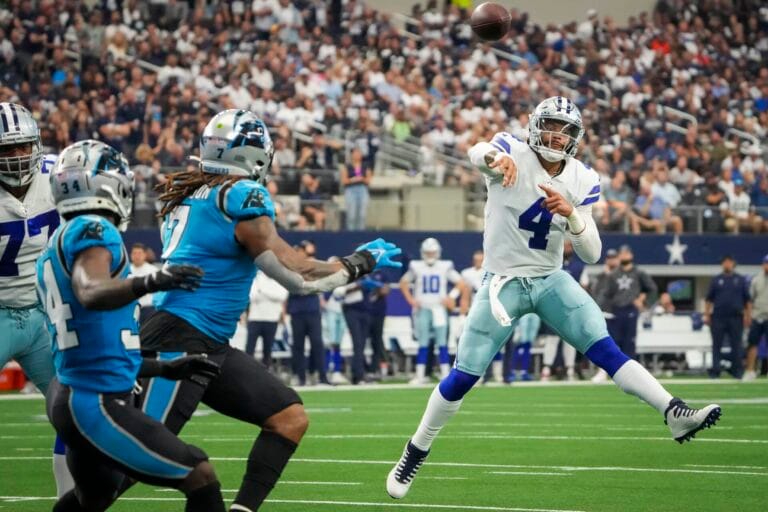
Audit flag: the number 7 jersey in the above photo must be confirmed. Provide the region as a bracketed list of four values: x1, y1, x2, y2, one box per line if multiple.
[482, 133, 600, 277]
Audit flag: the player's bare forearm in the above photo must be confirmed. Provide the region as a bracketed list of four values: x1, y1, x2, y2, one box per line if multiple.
[400, 279, 416, 306]
[458, 281, 470, 315]
[235, 217, 343, 279]
[72, 246, 139, 310]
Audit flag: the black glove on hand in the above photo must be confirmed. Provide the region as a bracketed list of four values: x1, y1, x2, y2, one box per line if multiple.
[340, 251, 376, 282]
[161, 354, 221, 386]
[132, 264, 204, 296]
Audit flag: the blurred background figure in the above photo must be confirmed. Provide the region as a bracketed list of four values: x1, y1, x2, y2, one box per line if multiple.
[323, 257, 349, 385]
[128, 243, 158, 325]
[705, 256, 751, 379]
[247, 269, 289, 370]
[744, 255, 768, 381]
[287, 240, 329, 386]
[341, 147, 372, 230]
[593, 245, 657, 382]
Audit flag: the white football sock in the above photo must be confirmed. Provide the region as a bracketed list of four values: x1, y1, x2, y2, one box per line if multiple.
[414, 364, 426, 381]
[411, 386, 463, 451]
[563, 341, 576, 367]
[611, 360, 673, 414]
[491, 360, 503, 382]
[54, 453, 75, 497]
[542, 337, 558, 366]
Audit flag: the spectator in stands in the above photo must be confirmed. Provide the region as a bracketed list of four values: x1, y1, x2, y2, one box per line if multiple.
[341, 148, 372, 231]
[600, 171, 631, 231]
[593, 245, 656, 382]
[299, 173, 326, 230]
[287, 241, 329, 386]
[669, 156, 700, 187]
[128, 243, 157, 325]
[246, 270, 289, 370]
[705, 256, 752, 379]
[644, 132, 676, 166]
[629, 182, 683, 234]
[651, 165, 681, 209]
[272, 137, 297, 175]
[744, 255, 768, 381]
[723, 179, 763, 233]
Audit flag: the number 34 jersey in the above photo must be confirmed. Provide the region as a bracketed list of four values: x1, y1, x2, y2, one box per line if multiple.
[0, 154, 60, 307]
[481, 133, 600, 278]
[36, 215, 140, 393]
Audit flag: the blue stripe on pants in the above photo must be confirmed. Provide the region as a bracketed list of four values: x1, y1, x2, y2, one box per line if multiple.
[69, 388, 191, 479]
[141, 352, 184, 423]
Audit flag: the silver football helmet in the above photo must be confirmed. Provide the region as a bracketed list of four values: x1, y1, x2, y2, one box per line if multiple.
[50, 140, 135, 231]
[0, 102, 42, 187]
[528, 96, 585, 162]
[420, 237, 442, 265]
[199, 109, 274, 181]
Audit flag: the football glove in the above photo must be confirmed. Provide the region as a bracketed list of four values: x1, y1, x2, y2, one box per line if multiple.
[161, 354, 221, 386]
[132, 264, 204, 296]
[340, 238, 402, 281]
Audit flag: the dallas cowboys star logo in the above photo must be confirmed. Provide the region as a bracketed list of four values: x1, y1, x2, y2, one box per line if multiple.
[617, 275, 634, 290]
[665, 235, 688, 265]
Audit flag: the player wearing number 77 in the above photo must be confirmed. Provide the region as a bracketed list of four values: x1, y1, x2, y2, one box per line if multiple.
[387, 96, 722, 500]
[0, 102, 75, 496]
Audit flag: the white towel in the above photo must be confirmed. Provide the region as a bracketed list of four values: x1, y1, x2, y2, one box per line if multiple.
[489, 274, 515, 326]
[431, 306, 448, 327]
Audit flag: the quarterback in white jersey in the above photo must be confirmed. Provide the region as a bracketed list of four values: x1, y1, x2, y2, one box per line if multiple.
[387, 96, 722, 500]
[400, 238, 464, 383]
[0, 102, 73, 496]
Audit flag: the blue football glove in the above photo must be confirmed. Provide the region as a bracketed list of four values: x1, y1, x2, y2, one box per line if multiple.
[356, 238, 403, 270]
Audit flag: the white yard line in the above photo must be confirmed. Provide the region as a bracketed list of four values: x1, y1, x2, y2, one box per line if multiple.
[486, 472, 572, 476]
[0, 496, 585, 512]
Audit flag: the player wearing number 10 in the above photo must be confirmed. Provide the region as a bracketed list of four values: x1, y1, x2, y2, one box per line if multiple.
[387, 96, 723, 499]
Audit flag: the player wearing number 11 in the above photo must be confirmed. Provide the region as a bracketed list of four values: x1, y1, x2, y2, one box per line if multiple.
[387, 96, 722, 500]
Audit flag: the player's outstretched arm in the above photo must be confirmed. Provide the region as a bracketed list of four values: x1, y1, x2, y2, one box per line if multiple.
[72, 246, 204, 310]
[234, 217, 401, 295]
[138, 354, 220, 386]
[468, 142, 518, 186]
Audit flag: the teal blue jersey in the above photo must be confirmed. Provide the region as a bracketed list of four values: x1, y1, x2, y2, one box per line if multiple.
[36, 215, 141, 393]
[153, 180, 275, 343]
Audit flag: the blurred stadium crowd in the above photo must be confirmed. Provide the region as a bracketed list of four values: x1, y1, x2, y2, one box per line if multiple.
[1, 0, 767, 232]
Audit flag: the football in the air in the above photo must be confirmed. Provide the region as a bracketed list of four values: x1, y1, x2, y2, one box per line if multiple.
[470, 2, 511, 41]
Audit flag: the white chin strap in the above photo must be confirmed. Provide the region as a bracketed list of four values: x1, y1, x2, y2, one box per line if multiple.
[537, 146, 566, 162]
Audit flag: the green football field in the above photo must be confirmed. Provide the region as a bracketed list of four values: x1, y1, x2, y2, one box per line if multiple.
[2, 380, 767, 512]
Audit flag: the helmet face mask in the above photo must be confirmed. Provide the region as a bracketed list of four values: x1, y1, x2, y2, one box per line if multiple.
[0, 103, 42, 187]
[51, 140, 135, 231]
[528, 96, 585, 163]
[199, 109, 274, 181]
[420, 238, 442, 265]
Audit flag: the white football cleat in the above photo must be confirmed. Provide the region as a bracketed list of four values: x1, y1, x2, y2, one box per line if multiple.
[664, 397, 721, 443]
[741, 370, 757, 382]
[387, 440, 429, 499]
[408, 376, 430, 385]
[330, 372, 349, 385]
[590, 369, 608, 383]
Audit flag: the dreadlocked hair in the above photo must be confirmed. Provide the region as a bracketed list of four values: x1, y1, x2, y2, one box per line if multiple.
[157, 169, 245, 217]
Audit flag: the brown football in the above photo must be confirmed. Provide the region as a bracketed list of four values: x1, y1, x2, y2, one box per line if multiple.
[470, 2, 511, 41]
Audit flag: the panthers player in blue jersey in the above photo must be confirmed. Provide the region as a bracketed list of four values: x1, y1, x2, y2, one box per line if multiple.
[139, 109, 401, 512]
[39, 140, 226, 512]
[0, 102, 75, 496]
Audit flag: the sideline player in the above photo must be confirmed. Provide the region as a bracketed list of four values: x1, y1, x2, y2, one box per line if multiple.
[0, 102, 74, 495]
[38, 140, 225, 511]
[386, 96, 721, 499]
[139, 109, 401, 511]
[400, 238, 466, 383]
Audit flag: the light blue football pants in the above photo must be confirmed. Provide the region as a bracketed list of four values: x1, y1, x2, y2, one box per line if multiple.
[0, 305, 55, 394]
[414, 307, 448, 348]
[515, 313, 541, 342]
[456, 270, 608, 376]
[323, 310, 346, 346]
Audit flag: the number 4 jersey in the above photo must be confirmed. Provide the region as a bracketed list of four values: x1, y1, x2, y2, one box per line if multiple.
[480, 133, 600, 277]
[36, 215, 140, 393]
[0, 154, 60, 307]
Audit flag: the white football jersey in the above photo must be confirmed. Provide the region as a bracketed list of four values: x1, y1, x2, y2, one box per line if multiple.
[0, 154, 59, 307]
[403, 260, 461, 307]
[482, 133, 600, 277]
[460, 265, 484, 295]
